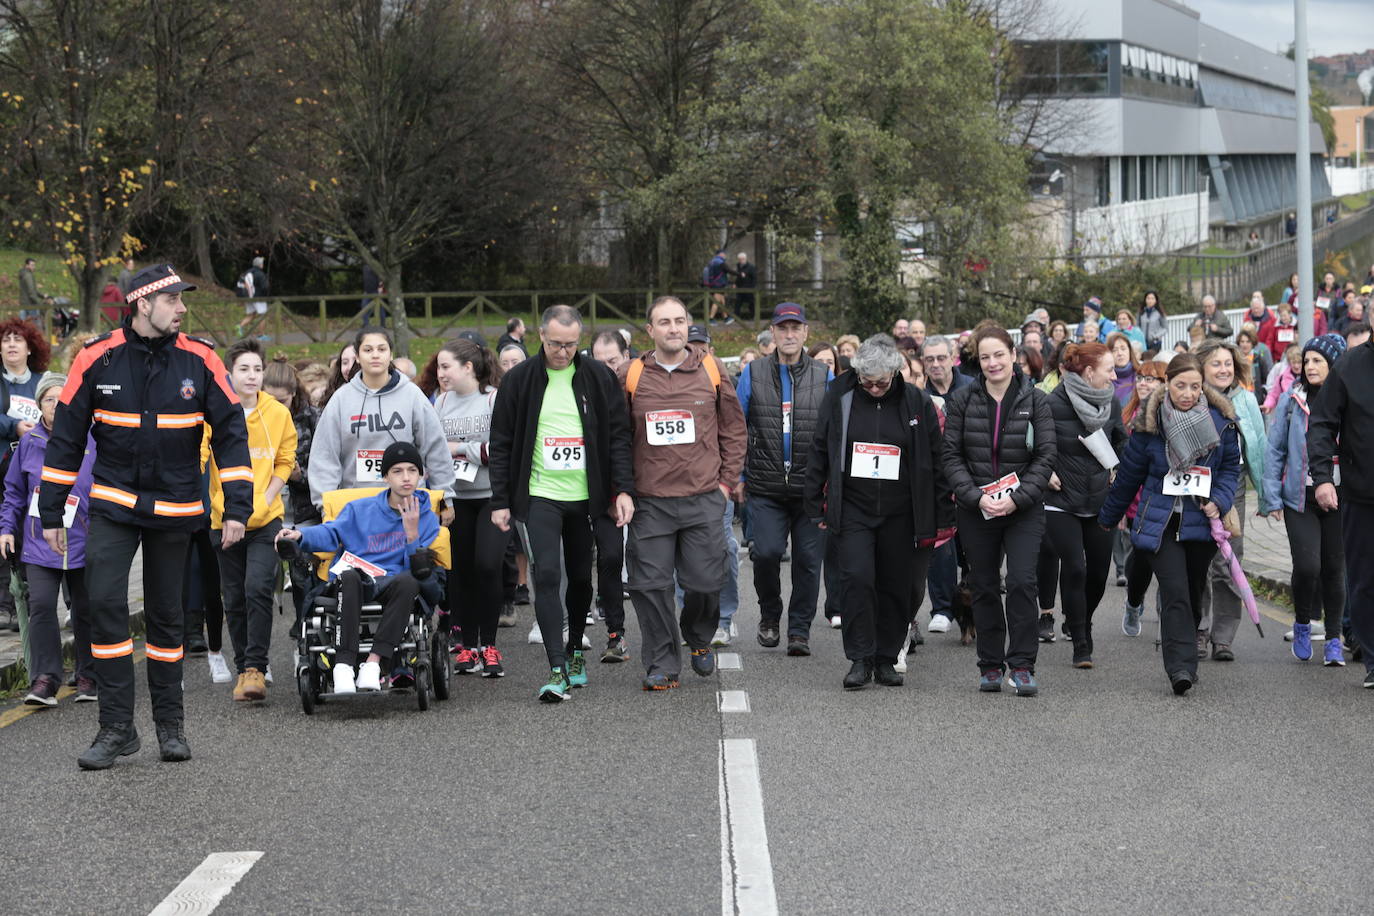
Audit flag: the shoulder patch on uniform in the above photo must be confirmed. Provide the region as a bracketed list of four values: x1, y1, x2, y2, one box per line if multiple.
[82, 332, 113, 347]
[186, 335, 217, 349]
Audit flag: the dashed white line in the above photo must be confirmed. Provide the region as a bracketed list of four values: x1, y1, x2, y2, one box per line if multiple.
[718, 690, 750, 713]
[148, 851, 263, 916]
[717, 652, 742, 670]
[719, 738, 779, 915]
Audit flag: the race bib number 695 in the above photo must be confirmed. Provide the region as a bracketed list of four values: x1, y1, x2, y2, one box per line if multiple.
[543, 436, 585, 470]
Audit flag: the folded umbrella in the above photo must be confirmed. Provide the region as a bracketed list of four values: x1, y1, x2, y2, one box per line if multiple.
[1209, 517, 1264, 638]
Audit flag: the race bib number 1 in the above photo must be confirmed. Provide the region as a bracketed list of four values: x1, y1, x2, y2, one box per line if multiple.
[850, 442, 900, 480]
[645, 411, 695, 446]
[355, 449, 384, 482]
[543, 436, 585, 469]
[1162, 466, 1212, 498]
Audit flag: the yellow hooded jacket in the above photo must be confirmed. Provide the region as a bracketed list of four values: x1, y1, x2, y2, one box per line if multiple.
[202, 390, 297, 530]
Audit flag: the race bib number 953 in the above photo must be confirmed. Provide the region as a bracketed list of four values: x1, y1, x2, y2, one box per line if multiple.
[355, 449, 384, 482]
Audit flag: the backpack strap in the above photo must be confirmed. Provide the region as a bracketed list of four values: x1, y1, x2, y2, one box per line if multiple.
[625, 353, 720, 399]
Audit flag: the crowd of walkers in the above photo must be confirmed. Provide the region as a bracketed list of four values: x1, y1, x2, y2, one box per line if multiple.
[9, 262, 1374, 768]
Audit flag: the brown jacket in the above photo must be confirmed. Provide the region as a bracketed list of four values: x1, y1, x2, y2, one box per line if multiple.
[619, 347, 746, 499]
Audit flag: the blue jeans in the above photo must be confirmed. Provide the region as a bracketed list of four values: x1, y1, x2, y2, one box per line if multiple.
[927, 538, 957, 620]
[749, 494, 822, 638]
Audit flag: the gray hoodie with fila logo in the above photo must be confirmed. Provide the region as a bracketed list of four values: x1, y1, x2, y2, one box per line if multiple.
[308, 368, 455, 506]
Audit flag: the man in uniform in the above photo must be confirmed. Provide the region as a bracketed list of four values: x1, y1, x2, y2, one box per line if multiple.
[620, 296, 746, 689]
[488, 305, 635, 701]
[41, 264, 253, 769]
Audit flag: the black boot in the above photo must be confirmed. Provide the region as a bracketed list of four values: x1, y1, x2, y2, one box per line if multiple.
[874, 661, 904, 687]
[843, 659, 874, 690]
[155, 720, 192, 762]
[184, 609, 208, 655]
[78, 723, 141, 770]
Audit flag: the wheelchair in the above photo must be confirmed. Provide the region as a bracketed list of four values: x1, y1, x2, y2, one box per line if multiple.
[285, 487, 453, 715]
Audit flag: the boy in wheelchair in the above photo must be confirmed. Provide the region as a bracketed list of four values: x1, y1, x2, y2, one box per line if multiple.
[276, 442, 440, 694]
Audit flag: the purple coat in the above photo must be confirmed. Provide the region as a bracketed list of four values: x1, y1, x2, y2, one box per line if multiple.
[0, 424, 96, 568]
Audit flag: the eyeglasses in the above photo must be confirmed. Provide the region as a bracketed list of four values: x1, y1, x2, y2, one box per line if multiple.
[859, 376, 891, 391]
[544, 339, 580, 352]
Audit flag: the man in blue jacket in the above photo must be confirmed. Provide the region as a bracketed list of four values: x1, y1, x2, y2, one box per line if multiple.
[277, 441, 439, 694]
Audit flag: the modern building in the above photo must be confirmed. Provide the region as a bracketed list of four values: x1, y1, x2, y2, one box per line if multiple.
[1020, 0, 1333, 254]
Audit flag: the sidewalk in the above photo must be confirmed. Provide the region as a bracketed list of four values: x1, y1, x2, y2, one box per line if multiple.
[0, 548, 144, 685]
[1244, 514, 1294, 603]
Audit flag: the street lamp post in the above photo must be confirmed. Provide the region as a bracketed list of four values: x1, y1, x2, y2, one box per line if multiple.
[1295, 0, 1315, 343]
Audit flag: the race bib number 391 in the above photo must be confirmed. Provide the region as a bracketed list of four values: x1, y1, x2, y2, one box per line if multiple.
[645, 410, 695, 446]
[1162, 466, 1212, 498]
[543, 436, 585, 470]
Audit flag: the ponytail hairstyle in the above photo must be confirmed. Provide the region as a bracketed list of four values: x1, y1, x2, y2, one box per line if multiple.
[416, 351, 441, 399]
[440, 337, 502, 393]
[1059, 341, 1110, 376]
[263, 356, 308, 415]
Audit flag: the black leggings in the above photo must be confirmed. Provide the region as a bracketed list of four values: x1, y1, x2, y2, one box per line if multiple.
[1036, 541, 1059, 613]
[448, 497, 510, 648]
[1283, 497, 1345, 631]
[184, 527, 224, 653]
[1133, 516, 1215, 681]
[1043, 511, 1112, 644]
[520, 497, 594, 670]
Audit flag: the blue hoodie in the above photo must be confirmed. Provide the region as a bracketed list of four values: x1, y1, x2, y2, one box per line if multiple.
[298, 488, 439, 579]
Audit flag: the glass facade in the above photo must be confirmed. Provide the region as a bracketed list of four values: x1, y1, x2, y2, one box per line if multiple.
[1015, 41, 1111, 97]
[1120, 155, 1199, 202]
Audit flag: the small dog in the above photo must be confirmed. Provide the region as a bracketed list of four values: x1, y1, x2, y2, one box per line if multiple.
[954, 580, 976, 646]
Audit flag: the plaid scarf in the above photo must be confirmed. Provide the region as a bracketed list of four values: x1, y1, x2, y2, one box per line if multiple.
[1159, 396, 1219, 473]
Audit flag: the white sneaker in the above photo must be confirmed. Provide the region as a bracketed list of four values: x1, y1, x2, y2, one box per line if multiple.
[207, 651, 232, 684]
[581, 633, 592, 649]
[264, 665, 273, 685]
[1284, 622, 1327, 642]
[333, 663, 356, 694]
[586, 613, 596, 626]
[528, 622, 544, 645]
[895, 646, 909, 674]
[712, 626, 731, 647]
[928, 613, 952, 634]
[829, 615, 841, 628]
[356, 661, 382, 691]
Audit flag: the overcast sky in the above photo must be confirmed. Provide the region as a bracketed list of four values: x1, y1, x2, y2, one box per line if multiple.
[1190, 0, 1374, 58]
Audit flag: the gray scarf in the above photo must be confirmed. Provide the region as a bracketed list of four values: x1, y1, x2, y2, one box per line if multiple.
[1062, 371, 1114, 433]
[1159, 396, 1219, 473]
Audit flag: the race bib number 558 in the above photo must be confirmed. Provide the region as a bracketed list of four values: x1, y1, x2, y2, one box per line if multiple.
[646, 410, 695, 446]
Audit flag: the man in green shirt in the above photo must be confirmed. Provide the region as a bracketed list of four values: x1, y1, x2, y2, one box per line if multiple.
[489, 305, 636, 702]
[17, 258, 43, 324]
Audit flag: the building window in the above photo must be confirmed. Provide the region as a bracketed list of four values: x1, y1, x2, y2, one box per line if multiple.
[1121, 42, 1201, 105]
[1016, 40, 1111, 97]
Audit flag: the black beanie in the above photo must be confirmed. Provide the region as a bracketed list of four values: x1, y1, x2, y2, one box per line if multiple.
[380, 441, 425, 477]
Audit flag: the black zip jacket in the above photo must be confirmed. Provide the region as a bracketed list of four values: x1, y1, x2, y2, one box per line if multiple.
[1044, 384, 1127, 516]
[488, 349, 635, 521]
[941, 371, 1056, 514]
[744, 352, 829, 501]
[1309, 338, 1374, 503]
[39, 323, 252, 530]
[803, 372, 953, 540]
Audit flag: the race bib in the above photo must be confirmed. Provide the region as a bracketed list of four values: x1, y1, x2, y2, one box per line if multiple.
[1162, 466, 1211, 498]
[979, 472, 1021, 519]
[1307, 456, 1341, 487]
[782, 400, 793, 436]
[453, 458, 479, 483]
[29, 489, 78, 527]
[645, 411, 695, 446]
[329, 550, 388, 579]
[850, 442, 900, 480]
[355, 449, 384, 482]
[1316, 296, 1331, 310]
[7, 396, 40, 425]
[542, 436, 585, 469]
[1277, 328, 1295, 343]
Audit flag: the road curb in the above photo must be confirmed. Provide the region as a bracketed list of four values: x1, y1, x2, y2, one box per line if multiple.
[0, 606, 145, 692]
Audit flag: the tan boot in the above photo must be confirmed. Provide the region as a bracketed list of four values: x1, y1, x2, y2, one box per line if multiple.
[232, 672, 251, 701]
[240, 667, 267, 701]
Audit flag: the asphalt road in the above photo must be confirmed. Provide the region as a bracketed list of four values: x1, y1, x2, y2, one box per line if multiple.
[1, 557, 1370, 915]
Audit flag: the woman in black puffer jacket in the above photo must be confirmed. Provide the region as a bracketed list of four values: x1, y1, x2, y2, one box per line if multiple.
[942, 327, 1057, 697]
[1042, 342, 1127, 669]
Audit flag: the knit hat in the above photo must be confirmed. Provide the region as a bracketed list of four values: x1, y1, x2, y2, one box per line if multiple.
[1083, 297, 1104, 314]
[380, 441, 425, 477]
[35, 371, 66, 405]
[1302, 333, 1346, 370]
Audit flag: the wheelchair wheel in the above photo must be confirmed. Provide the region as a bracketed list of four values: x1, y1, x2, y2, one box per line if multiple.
[415, 662, 432, 711]
[431, 629, 451, 701]
[298, 670, 316, 716]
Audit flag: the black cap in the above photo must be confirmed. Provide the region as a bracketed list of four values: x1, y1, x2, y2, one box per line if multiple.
[457, 330, 486, 346]
[125, 264, 196, 304]
[687, 324, 710, 344]
[380, 441, 425, 477]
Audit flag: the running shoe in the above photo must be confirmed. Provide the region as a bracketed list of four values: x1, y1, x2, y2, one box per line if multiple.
[356, 661, 382, 691]
[333, 663, 356, 694]
[453, 646, 483, 674]
[690, 647, 716, 676]
[642, 674, 680, 691]
[389, 666, 415, 689]
[74, 676, 98, 703]
[24, 674, 59, 707]
[1291, 622, 1313, 661]
[1211, 644, 1235, 662]
[1122, 601, 1144, 638]
[978, 668, 1003, 692]
[711, 626, 731, 647]
[497, 603, 517, 628]
[481, 645, 505, 677]
[828, 615, 841, 629]
[786, 636, 810, 656]
[757, 624, 780, 648]
[928, 613, 952, 634]
[207, 651, 232, 684]
[567, 651, 588, 688]
[601, 633, 629, 663]
[1363, 669, 1374, 689]
[1324, 637, 1346, 667]
[514, 584, 531, 606]
[1007, 668, 1039, 697]
[894, 641, 909, 674]
[1037, 614, 1056, 643]
[539, 667, 571, 702]
[527, 622, 543, 645]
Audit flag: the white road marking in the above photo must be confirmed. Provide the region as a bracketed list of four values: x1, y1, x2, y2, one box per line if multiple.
[717, 652, 742, 670]
[718, 690, 750, 713]
[719, 739, 779, 915]
[148, 851, 263, 916]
